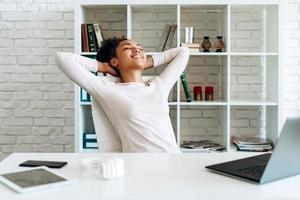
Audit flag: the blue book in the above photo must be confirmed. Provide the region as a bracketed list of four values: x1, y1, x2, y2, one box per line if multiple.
[83, 132, 98, 149]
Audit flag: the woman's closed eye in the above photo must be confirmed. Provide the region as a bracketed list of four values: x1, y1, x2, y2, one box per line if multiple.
[123, 46, 143, 52]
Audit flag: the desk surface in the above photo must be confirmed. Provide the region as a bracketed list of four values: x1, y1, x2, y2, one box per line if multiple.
[0, 152, 299, 200]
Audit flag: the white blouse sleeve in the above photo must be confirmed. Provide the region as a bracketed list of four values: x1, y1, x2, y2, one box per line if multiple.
[55, 52, 107, 97]
[151, 47, 190, 93]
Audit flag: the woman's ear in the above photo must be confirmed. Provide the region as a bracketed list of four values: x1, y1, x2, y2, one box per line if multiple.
[110, 58, 118, 68]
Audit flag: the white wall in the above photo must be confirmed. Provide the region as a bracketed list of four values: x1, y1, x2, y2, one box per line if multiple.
[0, 0, 299, 160]
[0, 1, 75, 160]
[282, 0, 300, 119]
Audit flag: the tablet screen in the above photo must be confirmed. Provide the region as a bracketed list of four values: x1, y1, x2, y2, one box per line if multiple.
[1, 168, 66, 188]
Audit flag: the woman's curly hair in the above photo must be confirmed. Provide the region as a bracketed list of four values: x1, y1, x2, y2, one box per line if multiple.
[96, 36, 127, 77]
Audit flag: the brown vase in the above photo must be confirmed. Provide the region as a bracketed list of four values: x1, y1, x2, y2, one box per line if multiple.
[214, 36, 224, 52]
[201, 36, 211, 52]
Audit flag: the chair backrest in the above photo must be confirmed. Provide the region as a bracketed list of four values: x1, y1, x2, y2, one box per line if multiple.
[91, 97, 122, 152]
[91, 75, 156, 152]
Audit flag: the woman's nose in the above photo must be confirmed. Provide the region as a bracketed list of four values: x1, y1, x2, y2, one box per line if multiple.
[133, 48, 140, 53]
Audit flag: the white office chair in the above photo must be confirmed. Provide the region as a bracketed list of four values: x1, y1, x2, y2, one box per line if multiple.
[91, 97, 122, 152]
[91, 76, 156, 153]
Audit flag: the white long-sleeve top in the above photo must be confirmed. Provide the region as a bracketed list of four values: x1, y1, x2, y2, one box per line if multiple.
[55, 47, 190, 153]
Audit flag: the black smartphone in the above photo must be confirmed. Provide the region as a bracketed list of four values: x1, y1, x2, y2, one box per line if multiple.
[19, 160, 68, 168]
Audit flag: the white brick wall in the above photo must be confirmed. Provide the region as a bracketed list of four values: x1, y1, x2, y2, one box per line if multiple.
[231, 6, 264, 52]
[282, 0, 300, 119]
[0, 1, 300, 160]
[132, 7, 176, 51]
[0, 1, 75, 160]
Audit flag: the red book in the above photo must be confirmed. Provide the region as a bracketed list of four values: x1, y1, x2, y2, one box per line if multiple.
[81, 24, 89, 52]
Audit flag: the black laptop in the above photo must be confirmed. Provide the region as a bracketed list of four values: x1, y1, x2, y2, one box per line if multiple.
[205, 117, 300, 184]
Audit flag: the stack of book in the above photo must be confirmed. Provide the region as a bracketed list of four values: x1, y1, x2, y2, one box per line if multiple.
[180, 43, 200, 53]
[81, 23, 104, 52]
[180, 140, 225, 152]
[83, 132, 98, 149]
[232, 136, 273, 152]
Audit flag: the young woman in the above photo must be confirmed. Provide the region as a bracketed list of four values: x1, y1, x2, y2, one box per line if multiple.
[55, 36, 190, 153]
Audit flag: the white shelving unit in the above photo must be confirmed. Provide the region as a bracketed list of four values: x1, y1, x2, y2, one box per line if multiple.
[74, 0, 282, 153]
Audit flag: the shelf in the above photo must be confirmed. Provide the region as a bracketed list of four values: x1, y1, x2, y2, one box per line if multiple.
[179, 101, 227, 106]
[81, 51, 228, 56]
[80, 102, 92, 105]
[180, 148, 223, 153]
[230, 100, 277, 106]
[79, 51, 279, 57]
[230, 5, 278, 53]
[190, 52, 228, 56]
[230, 56, 278, 102]
[181, 5, 228, 53]
[231, 52, 278, 56]
[75, 1, 280, 153]
[81, 148, 98, 153]
[79, 0, 279, 6]
[170, 100, 277, 106]
[132, 5, 177, 52]
[80, 52, 97, 56]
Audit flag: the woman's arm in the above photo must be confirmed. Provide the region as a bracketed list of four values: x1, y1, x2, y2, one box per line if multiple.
[55, 52, 107, 97]
[152, 47, 190, 92]
[144, 55, 154, 69]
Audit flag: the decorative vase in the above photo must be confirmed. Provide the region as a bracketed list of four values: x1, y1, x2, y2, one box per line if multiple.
[193, 86, 202, 101]
[201, 36, 211, 52]
[205, 86, 214, 101]
[214, 36, 224, 52]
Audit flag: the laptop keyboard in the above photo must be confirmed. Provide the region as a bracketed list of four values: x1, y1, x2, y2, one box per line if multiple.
[237, 164, 266, 176]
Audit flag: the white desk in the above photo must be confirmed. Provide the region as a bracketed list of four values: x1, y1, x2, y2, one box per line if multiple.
[0, 153, 299, 200]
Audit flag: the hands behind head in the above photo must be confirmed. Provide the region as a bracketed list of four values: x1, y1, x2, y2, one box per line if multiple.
[98, 62, 119, 77]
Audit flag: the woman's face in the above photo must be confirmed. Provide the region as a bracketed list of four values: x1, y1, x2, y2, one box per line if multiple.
[111, 39, 146, 71]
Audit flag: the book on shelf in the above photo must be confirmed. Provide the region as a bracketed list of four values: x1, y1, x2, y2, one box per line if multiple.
[181, 43, 200, 48]
[237, 146, 272, 152]
[158, 24, 177, 51]
[80, 88, 91, 102]
[81, 23, 104, 52]
[158, 24, 172, 51]
[232, 136, 273, 152]
[81, 24, 89, 52]
[93, 23, 104, 48]
[165, 24, 177, 50]
[83, 132, 98, 149]
[181, 43, 200, 53]
[180, 140, 225, 152]
[180, 73, 192, 102]
[87, 24, 98, 52]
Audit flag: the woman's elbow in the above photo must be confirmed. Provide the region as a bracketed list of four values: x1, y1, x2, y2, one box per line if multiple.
[179, 46, 190, 57]
[55, 52, 65, 66]
[55, 52, 73, 68]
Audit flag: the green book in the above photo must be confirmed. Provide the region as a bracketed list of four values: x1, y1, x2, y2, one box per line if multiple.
[87, 24, 97, 52]
[180, 73, 192, 102]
